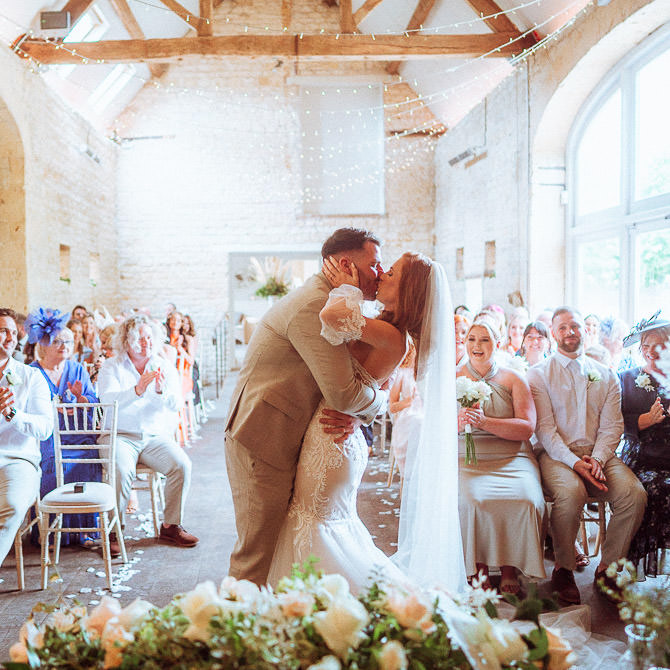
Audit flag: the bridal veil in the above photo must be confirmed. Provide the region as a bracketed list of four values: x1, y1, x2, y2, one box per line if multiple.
[393, 261, 467, 594]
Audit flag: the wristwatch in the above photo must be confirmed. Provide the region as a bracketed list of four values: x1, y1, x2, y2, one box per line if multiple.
[4, 407, 16, 422]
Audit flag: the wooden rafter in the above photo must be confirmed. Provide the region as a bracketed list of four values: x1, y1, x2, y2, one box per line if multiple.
[198, 0, 214, 36]
[384, 81, 446, 135]
[339, 0, 356, 33]
[281, 0, 292, 31]
[18, 33, 536, 63]
[159, 0, 200, 32]
[108, 0, 168, 77]
[62, 0, 96, 25]
[353, 0, 385, 25]
[463, 0, 519, 33]
[387, 0, 437, 75]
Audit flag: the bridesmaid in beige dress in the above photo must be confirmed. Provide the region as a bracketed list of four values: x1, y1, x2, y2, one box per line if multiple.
[457, 316, 546, 595]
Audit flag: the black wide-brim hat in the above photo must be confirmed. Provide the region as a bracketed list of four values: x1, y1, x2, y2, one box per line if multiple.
[623, 310, 670, 347]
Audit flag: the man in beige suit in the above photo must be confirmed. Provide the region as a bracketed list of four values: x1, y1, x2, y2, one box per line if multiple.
[225, 228, 389, 584]
[528, 307, 646, 605]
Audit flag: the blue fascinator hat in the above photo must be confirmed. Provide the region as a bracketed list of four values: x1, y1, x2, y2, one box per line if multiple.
[24, 308, 71, 345]
[623, 310, 670, 347]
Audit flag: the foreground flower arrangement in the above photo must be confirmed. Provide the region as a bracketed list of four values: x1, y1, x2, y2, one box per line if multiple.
[6, 562, 575, 670]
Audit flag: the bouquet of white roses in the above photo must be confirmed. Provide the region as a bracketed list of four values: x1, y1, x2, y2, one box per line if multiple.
[456, 376, 493, 465]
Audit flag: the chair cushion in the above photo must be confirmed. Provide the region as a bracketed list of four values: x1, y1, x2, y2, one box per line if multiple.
[41, 482, 116, 508]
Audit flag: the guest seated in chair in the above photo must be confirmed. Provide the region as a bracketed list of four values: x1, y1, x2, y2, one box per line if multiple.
[0, 308, 53, 566]
[528, 307, 646, 605]
[26, 309, 102, 547]
[457, 316, 546, 596]
[619, 313, 670, 577]
[517, 321, 551, 367]
[97, 314, 198, 555]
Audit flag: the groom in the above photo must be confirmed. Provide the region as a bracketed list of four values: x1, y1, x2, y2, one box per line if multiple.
[225, 228, 389, 585]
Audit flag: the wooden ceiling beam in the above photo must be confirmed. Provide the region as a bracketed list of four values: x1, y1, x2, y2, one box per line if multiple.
[387, 0, 437, 75]
[281, 0, 292, 31]
[463, 0, 519, 33]
[353, 0, 385, 25]
[62, 0, 96, 25]
[339, 0, 356, 33]
[19, 33, 534, 63]
[198, 0, 214, 36]
[108, 0, 168, 78]
[159, 0, 201, 32]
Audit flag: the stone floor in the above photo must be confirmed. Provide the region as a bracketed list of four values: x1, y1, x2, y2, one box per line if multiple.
[0, 373, 632, 661]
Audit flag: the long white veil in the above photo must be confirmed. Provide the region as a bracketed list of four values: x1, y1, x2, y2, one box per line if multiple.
[392, 261, 467, 594]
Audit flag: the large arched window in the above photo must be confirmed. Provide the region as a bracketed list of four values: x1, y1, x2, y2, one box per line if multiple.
[567, 25, 670, 323]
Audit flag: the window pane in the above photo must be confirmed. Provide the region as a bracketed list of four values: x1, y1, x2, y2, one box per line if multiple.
[634, 227, 670, 320]
[576, 89, 621, 216]
[576, 238, 620, 317]
[635, 47, 670, 200]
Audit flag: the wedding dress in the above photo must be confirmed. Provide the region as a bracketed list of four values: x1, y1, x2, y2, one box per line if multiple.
[267, 357, 406, 593]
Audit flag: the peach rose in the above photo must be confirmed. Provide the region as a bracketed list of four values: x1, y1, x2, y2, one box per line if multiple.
[379, 640, 408, 670]
[279, 590, 316, 618]
[101, 619, 134, 669]
[85, 596, 122, 639]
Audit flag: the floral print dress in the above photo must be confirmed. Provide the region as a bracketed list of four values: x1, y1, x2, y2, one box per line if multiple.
[619, 366, 670, 576]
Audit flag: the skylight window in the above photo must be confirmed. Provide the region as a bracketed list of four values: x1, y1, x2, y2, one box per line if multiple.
[88, 64, 136, 112]
[57, 6, 109, 78]
[64, 6, 108, 43]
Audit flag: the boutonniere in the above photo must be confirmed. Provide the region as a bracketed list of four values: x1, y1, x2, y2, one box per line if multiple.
[587, 371, 601, 384]
[635, 372, 654, 392]
[4, 369, 20, 387]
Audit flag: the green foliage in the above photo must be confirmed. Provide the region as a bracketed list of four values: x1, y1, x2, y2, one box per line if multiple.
[502, 584, 559, 626]
[255, 277, 290, 298]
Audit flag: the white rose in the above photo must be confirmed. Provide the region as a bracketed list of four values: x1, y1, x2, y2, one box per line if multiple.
[318, 574, 351, 601]
[86, 596, 123, 638]
[181, 581, 243, 642]
[116, 598, 153, 630]
[379, 640, 408, 670]
[307, 655, 342, 670]
[313, 595, 369, 658]
[486, 618, 528, 665]
[279, 590, 316, 618]
[228, 578, 261, 605]
[48, 606, 86, 633]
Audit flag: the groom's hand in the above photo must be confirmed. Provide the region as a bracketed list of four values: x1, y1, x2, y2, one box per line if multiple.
[319, 408, 361, 443]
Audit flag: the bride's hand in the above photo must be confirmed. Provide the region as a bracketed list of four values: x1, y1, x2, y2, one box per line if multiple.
[322, 256, 359, 289]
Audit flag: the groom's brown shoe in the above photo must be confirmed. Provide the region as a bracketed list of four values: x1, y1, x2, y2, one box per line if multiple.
[551, 567, 581, 604]
[159, 524, 199, 547]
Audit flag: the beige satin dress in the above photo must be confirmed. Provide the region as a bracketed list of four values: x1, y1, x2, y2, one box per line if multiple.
[458, 377, 547, 579]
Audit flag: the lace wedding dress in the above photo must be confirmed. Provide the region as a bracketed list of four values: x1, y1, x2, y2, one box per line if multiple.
[267, 288, 406, 593]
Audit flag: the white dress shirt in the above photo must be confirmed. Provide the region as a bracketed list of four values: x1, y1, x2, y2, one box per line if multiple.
[97, 353, 181, 437]
[0, 357, 53, 468]
[527, 352, 623, 469]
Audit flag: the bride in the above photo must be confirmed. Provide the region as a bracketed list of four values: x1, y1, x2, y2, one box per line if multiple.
[268, 252, 466, 594]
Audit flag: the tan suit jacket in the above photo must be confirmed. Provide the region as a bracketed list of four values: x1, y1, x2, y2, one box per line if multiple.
[226, 273, 385, 471]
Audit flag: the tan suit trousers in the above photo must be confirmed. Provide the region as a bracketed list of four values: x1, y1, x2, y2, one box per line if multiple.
[225, 434, 295, 585]
[538, 447, 646, 571]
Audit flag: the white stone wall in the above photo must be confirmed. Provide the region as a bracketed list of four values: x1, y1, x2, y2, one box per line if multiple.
[114, 0, 437, 374]
[0, 47, 119, 315]
[434, 0, 667, 317]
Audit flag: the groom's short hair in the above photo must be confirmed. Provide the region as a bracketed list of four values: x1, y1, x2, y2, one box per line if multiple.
[321, 228, 380, 258]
